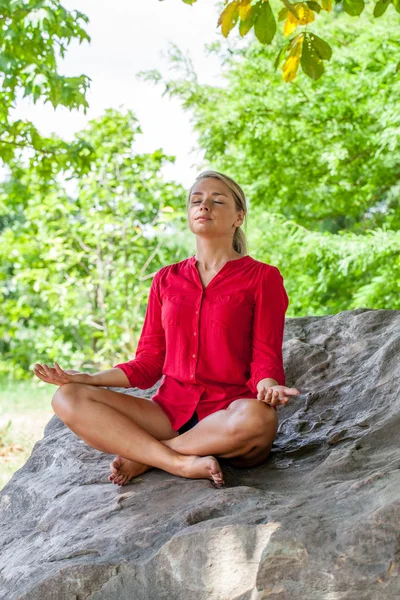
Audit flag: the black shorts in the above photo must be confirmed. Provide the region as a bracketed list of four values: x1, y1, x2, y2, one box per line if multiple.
[178, 410, 199, 435]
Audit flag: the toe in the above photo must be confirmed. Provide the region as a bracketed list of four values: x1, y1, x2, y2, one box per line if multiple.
[212, 472, 225, 487]
[110, 459, 121, 473]
[210, 464, 224, 486]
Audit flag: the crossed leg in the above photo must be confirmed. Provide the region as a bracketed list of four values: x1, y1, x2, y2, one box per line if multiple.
[51, 383, 278, 487]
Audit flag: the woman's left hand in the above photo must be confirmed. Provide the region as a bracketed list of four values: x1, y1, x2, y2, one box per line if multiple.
[257, 384, 301, 407]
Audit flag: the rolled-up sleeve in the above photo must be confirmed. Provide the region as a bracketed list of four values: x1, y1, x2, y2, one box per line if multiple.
[246, 265, 289, 392]
[114, 271, 166, 388]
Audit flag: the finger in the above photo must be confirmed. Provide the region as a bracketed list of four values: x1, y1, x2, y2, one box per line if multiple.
[54, 362, 65, 376]
[257, 386, 267, 400]
[34, 363, 47, 376]
[33, 364, 47, 377]
[33, 368, 49, 382]
[42, 364, 55, 376]
[285, 388, 301, 395]
[260, 389, 271, 402]
[264, 392, 275, 406]
[264, 389, 274, 404]
[271, 391, 280, 406]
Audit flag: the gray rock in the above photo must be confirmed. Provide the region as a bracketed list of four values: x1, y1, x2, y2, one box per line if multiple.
[1, 308, 399, 599]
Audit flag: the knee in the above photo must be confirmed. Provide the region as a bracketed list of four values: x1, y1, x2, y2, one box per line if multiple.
[229, 399, 278, 440]
[51, 382, 87, 421]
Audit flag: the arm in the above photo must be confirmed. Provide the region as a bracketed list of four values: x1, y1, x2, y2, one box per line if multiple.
[246, 265, 289, 394]
[86, 368, 132, 387]
[110, 270, 166, 389]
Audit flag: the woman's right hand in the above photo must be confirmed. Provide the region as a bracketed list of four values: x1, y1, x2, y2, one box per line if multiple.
[33, 362, 91, 387]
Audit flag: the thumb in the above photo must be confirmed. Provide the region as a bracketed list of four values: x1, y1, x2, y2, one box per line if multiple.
[286, 387, 301, 395]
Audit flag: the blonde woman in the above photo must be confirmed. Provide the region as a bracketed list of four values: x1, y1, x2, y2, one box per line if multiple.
[34, 170, 300, 488]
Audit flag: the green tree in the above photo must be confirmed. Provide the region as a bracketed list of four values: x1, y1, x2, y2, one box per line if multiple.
[140, 10, 400, 233]
[0, 0, 94, 175]
[140, 8, 400, 312]
[0, 109, 186, 380]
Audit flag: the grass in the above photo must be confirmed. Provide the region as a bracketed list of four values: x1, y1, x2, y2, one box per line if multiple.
[0, 378, 55, 491]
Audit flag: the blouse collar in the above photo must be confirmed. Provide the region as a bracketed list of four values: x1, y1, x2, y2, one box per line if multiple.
[188, 255, 251, 267]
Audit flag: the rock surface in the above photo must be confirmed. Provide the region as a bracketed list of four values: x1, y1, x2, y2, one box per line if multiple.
[1, 308, 399, 599]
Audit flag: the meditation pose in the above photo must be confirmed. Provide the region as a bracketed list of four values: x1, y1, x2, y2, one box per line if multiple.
[33, 170, 301, 488]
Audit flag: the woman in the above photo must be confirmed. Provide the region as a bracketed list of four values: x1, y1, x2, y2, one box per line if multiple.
[33, 170, 300, 488]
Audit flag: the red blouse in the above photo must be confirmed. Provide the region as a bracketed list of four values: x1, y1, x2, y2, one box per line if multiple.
[114, 254, 289, 432]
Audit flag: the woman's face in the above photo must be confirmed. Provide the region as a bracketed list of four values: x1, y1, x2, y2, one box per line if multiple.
[187, 178, 244, 236]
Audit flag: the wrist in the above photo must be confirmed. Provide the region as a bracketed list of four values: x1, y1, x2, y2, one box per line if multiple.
[71, 372, 92, 385]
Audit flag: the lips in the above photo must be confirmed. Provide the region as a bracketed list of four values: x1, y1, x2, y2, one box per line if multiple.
[196, 216, 211, 220]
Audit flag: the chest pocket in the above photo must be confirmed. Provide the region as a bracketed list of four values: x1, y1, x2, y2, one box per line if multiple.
[211, 293, 254, 329]
[161, 294, 185, 328]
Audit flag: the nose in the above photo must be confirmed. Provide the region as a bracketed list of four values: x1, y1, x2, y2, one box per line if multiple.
[198, 200, 212, 210]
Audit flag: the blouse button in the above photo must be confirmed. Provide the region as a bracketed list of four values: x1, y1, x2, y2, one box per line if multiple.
[193, 332, 197, 336]
[195, 311, 199, 314]
[192, 354, 196, 358]
[190, 374, 194, 378]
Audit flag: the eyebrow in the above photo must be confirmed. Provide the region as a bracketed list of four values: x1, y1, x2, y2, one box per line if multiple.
[190, 192, 228, 197]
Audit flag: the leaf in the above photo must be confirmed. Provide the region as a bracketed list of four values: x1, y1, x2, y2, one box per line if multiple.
[238, 0, 252, 20]
[284, 12, 299, 36]
[282, 34, 303, 81]
[301, 33, 325, 79]
[274, 45, 287, 71]
[321, 0, 332, 10]
[281, 0, 300, 19]
[393, 0, 400, 12]
[254, 1, 277, 45]
[217, 1, 240, 37]
[282, 55, 301, 82]
[283, 2, 315, 36]
[295, 3, 316, 24]
[306, 1, 322, 11]
[373, 0, 391, 16]
[239, 5, 257, 36]
[278, 7, 289, 21]
[309, 33, 332, 60]
[342, 0, 365, 17]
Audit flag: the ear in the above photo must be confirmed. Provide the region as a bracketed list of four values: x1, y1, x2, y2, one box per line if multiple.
[236, 212, 244, 225]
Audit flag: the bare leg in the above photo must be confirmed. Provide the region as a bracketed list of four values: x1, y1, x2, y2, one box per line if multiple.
[110, 403, 276, 485]
[167, 407, 272, 457]
[52, 388, 225, 487]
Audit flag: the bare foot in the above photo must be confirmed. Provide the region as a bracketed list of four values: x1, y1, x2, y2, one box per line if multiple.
[108, 455, 153, 486]
[178, 455, 225, 488]
[108, 454, 225, 488]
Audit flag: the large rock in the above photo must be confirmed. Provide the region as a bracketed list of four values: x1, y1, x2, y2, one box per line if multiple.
[1, 308, 399, 599]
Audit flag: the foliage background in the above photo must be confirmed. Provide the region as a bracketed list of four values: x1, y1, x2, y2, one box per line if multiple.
[0, 2, 399, 384]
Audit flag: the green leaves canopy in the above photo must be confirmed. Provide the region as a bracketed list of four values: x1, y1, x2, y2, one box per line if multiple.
[0, 0, 94, 175]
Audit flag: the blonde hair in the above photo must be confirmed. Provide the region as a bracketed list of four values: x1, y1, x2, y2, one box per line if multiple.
[186, 170, 249, 256]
